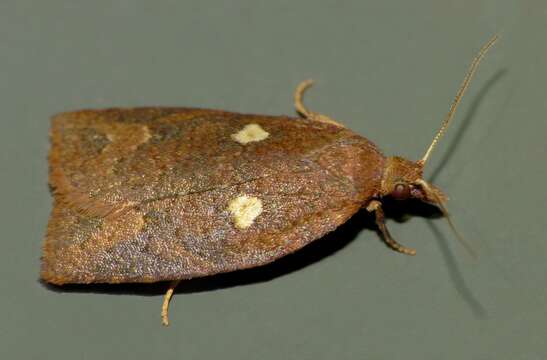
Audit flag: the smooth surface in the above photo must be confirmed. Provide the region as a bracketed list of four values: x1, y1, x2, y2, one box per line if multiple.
[1, 1, 545, 359]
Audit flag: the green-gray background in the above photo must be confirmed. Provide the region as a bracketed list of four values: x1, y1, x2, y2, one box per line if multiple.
[1, 1, 546, 359]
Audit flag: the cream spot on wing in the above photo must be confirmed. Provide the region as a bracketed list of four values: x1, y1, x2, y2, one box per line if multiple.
[140, 125, 152, 144]
[231, 124, 269, 144]
[228, 195, 263, 229]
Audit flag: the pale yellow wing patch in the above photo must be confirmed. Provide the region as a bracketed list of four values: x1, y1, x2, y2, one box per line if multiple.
[231, 124, 269, 144]
[228, 195, 263, 229]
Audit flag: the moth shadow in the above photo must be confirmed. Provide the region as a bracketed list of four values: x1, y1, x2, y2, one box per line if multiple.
[41, 200, 442, 297]
[427, 221, 488, 318]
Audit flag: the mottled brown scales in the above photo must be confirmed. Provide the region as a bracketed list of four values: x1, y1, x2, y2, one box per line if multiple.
[42, 107, 385, 285]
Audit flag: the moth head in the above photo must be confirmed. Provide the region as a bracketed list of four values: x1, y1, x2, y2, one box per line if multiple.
[375, 35, 497, 259]
[378, 150, 473, 256]
[379, 155, 475, 258]
[380, 156, 447, 205]
[377, 35, 498, 207]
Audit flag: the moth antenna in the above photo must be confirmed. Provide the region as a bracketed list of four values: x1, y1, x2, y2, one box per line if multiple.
[161, 280, 181, 326]
[419, 35, 498, 166]
[437, 199, 477, 259]
[416, 179, 477, 258]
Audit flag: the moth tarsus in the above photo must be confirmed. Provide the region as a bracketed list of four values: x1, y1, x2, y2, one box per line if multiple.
[161, 280, 181, 327]
[294, 79, 344, 126]
[366, 200, 417, 256]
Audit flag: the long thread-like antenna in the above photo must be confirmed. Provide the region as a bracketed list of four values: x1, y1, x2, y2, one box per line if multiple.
[419, 35, 498, 166]
[415, 179, 477, 258]
[437, 199, 478, 259]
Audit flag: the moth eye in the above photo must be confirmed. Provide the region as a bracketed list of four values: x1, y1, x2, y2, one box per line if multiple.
[392, 183, 410, 200]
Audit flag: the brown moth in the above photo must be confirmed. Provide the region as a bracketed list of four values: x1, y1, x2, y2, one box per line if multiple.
[41, 36, 497, 326]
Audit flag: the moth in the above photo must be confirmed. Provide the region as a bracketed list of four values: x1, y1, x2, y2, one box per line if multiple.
[41, 36, 497, 326]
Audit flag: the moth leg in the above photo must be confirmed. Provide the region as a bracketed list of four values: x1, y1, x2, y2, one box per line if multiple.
[294, 79, 344, 127]
[161, 280, 181, 326]
[366, 200, 417, 256]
